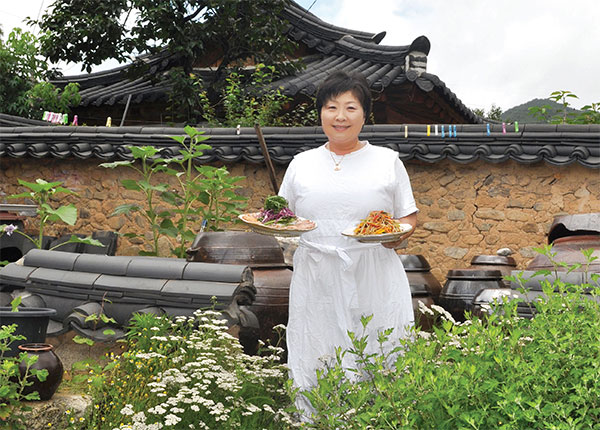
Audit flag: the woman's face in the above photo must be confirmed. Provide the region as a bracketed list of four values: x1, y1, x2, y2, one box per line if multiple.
[320, 91, 365, 148]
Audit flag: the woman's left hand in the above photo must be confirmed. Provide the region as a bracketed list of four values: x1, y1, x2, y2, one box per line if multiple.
[381, 212, 417, 249]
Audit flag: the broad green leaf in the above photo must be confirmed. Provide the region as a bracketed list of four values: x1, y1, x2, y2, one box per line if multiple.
[129, 145, 160, 158]
[160, 191, 181, 205]
[121, 179, 142, 191]
[8, 192, 34, 199]
[73, 335, 94, 346]
[170, 135, 186, 144]
[99, 160, 134, 168]
[10, 296, 22, 312]
[103, 329, 116, 336]
[84, 314, 98, 322]
[197, 191, 210, 205]
[46, 204, 77, 225]
[184, 125, 200, 137]
[68, 235, 104, 247]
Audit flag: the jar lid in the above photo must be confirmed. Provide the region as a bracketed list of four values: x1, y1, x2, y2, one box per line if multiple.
[470, 255, 516, 266]
[398, 254, 431, 271]
[446, 269, 503, 279]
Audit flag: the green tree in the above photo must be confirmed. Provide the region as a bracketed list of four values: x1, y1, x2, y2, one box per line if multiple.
[0, 28, 80, 118]
[32, 1, 300, 101]
[473, 103, 503, 121]
[0, 28, 49, 116]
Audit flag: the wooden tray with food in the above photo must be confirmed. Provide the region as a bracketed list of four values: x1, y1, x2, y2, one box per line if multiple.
[239, 196, 317, 237]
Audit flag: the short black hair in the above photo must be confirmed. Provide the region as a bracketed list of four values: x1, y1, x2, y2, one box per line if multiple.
[315, 71, 372, 122]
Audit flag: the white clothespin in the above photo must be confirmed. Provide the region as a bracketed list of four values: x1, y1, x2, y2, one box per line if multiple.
[236, 124, 241, 135]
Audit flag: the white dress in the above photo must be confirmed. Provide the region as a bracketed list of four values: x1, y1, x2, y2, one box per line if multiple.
[278, 141, 418, 413]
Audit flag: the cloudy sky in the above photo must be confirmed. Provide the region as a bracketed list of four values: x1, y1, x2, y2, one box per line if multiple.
[2, 0, 598, 112]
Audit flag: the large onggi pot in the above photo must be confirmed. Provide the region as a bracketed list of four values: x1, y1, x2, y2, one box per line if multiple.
[438, 269, 504, 322]
[398, 254, 441, 330]
[469, 255, 517, 289]
[528, 213, 600, 273]
[186, 231, 292, 347]
[527, 235, 600, 273]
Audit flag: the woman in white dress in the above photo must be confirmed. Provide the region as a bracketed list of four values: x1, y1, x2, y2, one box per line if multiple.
[278, 71, 418, 418]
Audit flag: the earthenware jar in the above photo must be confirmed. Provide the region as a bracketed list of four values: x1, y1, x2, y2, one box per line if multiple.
[469, 255, 517, 288]
[398, 254, 443, 302]
[527, 235, 600, 273]
[439, 269, 504, 321]
[18, 343, 63, 401]
[186, 231, 292, 348]
[471, 288, 514, 318]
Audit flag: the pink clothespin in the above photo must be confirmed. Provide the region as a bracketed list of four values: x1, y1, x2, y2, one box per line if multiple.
[502, 122, 506, 134]
[72, 115, 78, 126]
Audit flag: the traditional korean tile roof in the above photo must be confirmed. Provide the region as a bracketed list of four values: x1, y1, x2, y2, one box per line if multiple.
[47, 1, 479, 123]
[1, 116, 598, 168]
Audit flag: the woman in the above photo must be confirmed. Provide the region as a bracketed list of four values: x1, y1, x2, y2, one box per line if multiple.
[278, 70, 418, 417]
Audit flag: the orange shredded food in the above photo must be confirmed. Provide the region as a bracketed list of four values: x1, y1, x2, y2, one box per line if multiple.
[353, 210, 404, 235]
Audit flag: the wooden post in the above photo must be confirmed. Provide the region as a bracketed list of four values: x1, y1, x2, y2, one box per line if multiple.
[254, 123, 279, 194]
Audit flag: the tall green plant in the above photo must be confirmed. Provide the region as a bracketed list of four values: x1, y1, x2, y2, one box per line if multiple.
[161, 126, 247, 256]
[0, 179, 102, 253]
[101, 127, 247, 257]
[100, 146, 171, 256]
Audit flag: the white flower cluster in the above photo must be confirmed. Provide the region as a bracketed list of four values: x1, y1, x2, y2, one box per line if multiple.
[110, 308, 295, 429]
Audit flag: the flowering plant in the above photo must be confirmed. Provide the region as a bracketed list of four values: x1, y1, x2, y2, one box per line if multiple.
[65, 309, 298, 429]
[0, 179, 102, 261]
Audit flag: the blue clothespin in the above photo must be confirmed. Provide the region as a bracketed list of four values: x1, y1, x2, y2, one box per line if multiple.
[453, 125, 457, 137]
[441, 125, 445, 138]
[486, 123, 491, 136]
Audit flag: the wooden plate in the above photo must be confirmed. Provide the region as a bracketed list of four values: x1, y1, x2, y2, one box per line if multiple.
[238, 213, 317, 237]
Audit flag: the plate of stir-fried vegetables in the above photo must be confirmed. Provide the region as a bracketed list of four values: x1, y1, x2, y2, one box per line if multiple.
[342, 210, 412, 243]
[239, 196, 317, 236]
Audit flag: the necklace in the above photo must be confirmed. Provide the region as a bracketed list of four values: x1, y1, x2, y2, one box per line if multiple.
[329, 150, 346, 171]
[327, 142, 362, 171]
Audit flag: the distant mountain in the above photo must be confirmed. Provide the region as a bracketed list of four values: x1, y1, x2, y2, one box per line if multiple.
[501, 98, 582, 123]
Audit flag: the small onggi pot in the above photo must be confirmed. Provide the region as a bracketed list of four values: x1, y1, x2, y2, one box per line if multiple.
[18, 343, 63, 401]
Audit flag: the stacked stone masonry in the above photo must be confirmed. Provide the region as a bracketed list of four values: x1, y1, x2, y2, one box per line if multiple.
[1, 157, 598, 284]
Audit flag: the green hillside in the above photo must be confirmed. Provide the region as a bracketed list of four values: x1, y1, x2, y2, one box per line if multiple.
[501, 98, 582, 123]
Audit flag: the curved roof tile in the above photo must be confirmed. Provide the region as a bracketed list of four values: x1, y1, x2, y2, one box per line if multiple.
[1, 117, 597, 168]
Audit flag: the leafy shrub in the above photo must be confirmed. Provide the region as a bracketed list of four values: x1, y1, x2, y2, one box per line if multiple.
[302, 249, 600, 429]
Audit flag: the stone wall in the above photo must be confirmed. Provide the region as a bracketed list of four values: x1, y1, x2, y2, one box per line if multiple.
[1, 157, 598, 283]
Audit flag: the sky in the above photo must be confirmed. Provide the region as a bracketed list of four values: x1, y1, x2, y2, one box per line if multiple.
[1, 0, 598, 112]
